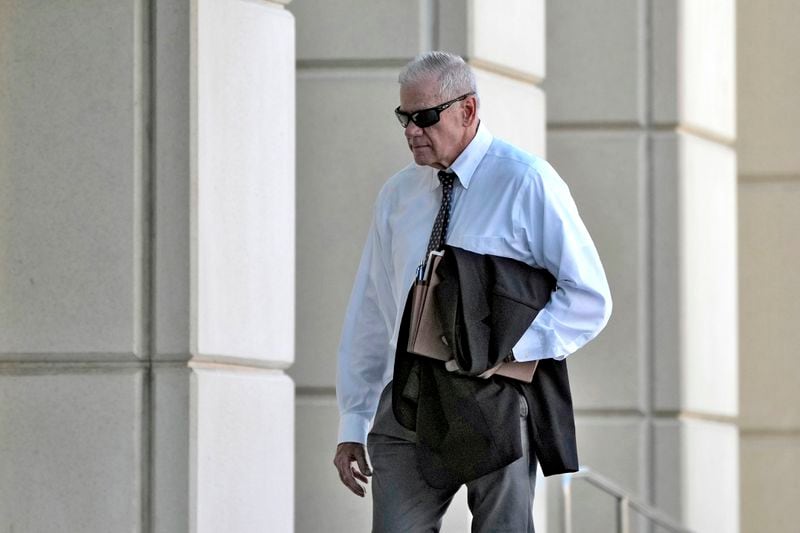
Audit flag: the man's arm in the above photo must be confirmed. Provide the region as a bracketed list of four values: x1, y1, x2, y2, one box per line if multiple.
[511, 161, 613, 361]
[333, 198, 396, 496]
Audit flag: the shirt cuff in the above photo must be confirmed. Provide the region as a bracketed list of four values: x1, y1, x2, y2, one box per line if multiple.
[511, 327, 570, 361]
[338, 412, 372, 445]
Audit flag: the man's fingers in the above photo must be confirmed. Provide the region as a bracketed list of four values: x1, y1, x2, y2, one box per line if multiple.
[354, 447, 372, 477]
[338, 465, 365, 497]
[352, 468, 369, 483]
[333, 443, 369, 497]
[478, 363, 502, 379]
[335, 457, 365, 497]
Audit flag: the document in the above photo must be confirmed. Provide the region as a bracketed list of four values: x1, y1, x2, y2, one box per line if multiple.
[407, 250, 538, 383]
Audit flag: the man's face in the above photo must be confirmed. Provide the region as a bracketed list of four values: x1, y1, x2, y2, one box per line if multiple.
[398, 78, 474, 170]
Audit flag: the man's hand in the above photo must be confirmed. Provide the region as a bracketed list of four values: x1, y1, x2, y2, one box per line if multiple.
[477, 361, 503, 379]
[447, 357, 500, 379]
[333, 442, 372, 497]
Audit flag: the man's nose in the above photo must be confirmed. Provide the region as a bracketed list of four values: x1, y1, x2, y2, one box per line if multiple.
[405, 122, 423, 138]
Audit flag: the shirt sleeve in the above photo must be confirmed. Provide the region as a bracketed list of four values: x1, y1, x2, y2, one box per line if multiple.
[511, 161, 613, 361]
[336, 195, 397, 444]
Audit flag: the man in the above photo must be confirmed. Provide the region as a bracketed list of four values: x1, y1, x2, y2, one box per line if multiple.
[333, 51, 612, 532]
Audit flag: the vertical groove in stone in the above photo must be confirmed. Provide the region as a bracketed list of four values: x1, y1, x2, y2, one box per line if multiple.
[420, 0, 436, 52]
[133, 0, 149, 362]
[140, 0, 156, 530]
[642, 0, 657, 509]
[189, 0, 199, 362]
[431, 0, 439, 51]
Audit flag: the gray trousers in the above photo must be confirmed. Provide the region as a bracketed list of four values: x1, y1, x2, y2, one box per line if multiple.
[367, 383, 537, 533]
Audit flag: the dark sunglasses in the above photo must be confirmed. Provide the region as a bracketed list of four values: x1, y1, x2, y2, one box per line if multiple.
[394, 92, 475, 129]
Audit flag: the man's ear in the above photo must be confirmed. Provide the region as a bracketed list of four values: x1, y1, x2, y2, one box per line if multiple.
[462, 95, 478, 126]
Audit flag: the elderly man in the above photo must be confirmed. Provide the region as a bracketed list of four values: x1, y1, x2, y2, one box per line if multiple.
[333, 51, 612, 532]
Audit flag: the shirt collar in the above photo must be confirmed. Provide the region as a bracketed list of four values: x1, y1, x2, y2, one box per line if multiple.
[429, 122, 493, 191]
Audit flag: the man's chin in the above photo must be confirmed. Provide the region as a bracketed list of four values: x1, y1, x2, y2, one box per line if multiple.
[412, 153, 432, 167]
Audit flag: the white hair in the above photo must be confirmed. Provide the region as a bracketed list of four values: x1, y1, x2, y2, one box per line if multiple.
[398, 51, 478, 102]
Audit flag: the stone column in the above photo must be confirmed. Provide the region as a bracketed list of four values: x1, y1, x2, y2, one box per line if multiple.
[544, 1, 738, 531]
[289, 1, 546, 531]
[0, 0, 295, 531]
[737, 2, 800, 533]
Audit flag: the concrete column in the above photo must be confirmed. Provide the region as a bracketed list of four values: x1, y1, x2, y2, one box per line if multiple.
[544, 1, 738, 531]
[737, 2, 800, 533]
[289, 1, 546, 531]
[0, 0, 295, 531]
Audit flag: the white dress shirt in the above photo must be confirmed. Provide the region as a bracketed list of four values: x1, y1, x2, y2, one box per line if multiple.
[337, 123, 612, 444]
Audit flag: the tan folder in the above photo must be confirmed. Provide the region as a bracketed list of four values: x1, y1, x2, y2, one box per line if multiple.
[408, 252, 451, 361]
[492, 359, 538, 382]
[407, 251, 538, 383]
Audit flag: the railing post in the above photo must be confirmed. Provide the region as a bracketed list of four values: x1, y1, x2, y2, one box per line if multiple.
[561, 474, 573, 533]
[618, 496, 630, 533]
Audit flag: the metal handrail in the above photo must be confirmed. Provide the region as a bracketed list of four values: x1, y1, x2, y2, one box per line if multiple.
[560, 467, 694, 533]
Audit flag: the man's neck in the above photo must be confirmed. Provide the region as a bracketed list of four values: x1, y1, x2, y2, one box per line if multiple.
[439, 122, 479, 170]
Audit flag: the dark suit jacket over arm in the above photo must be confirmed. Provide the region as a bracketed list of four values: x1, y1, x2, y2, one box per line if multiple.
[392, 246, 578, 489]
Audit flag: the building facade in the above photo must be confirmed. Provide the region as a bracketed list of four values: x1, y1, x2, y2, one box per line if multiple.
[0, 1, 796, 532]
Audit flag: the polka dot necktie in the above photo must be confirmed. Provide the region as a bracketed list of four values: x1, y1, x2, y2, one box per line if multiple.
[425, 170, 457, 259]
